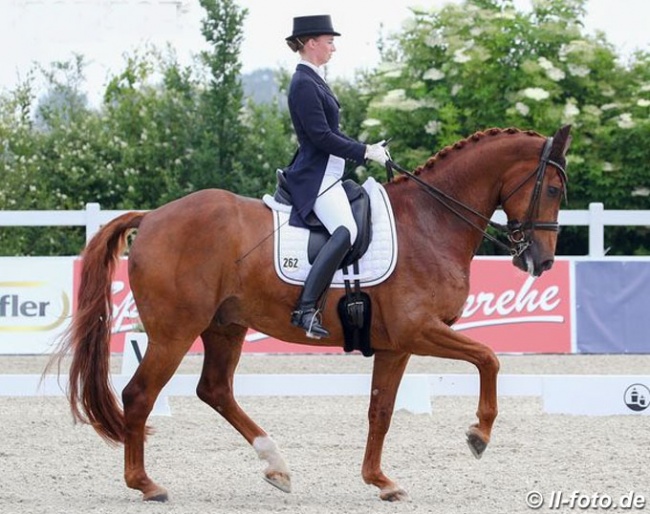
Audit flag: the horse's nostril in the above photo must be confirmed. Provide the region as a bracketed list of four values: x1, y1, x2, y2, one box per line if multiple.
[540, 259, 554, 272]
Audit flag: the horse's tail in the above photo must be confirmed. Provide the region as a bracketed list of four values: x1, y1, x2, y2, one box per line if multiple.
[48, 211, 145, 445]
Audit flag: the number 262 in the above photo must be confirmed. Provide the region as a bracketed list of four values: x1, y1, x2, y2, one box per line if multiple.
[283, 257, 299, 269]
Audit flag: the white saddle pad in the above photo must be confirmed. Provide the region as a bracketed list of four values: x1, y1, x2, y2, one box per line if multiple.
[262, 177, 398, 287]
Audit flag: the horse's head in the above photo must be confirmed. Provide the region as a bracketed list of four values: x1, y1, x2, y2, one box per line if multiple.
[500, 125, 572, 277]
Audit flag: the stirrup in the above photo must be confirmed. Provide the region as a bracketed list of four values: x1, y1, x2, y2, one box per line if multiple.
[291, 308, 330, 339]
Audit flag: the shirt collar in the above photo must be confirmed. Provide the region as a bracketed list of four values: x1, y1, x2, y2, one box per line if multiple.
[298, 59, 325, 80]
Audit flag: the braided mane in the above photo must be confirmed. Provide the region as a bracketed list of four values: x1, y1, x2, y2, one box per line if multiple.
[393, 127, 542, 183]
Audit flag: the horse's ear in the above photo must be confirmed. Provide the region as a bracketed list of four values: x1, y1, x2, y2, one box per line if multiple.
[551, 124, 572, 158]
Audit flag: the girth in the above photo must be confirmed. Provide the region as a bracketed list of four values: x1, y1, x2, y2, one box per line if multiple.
[273, 171, 372, 268]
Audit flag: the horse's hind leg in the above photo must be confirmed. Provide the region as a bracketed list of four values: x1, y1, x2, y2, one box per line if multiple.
[122, 337, 193, 501]
[197, 324, 291, 493]
[362, 350, 411, 502]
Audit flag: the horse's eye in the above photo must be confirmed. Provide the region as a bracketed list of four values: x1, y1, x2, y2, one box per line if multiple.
[547, 186, 561, 198]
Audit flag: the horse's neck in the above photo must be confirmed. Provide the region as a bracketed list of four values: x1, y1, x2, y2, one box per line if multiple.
[398, 157, 502, 219]
[434, 155, 503, 214]
[386, 155, 504, 263]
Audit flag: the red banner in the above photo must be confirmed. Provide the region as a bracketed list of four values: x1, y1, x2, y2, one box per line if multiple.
[457, 259, 572, 353]
[73, 257, 571, 354]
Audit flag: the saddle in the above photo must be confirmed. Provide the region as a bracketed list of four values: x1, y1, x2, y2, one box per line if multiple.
[273, 170, 372, 268]
[272, 170, 375, 357]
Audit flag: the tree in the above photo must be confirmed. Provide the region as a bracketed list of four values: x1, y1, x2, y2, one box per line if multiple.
[193, 0, 248, 192]
[101, 48, 201, 208]
[360, 0, 650, 255]
[0, 63, 91, 255]
[238, 97, 295, 195]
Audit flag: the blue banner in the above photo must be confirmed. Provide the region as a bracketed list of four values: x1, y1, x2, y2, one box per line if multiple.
[576, 261, 650, 353]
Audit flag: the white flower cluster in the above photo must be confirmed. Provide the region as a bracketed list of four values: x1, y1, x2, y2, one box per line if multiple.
[372, 89, 434, 111]
[559, 40, 596, 63]
[538, 57, 565, 81]
[424, 120, 442, 135]
[377, 62, 405, 79]
[515, 102, 530, 116]
[568, 64, 590, 77]
[616, 113, 635, 129]
[453, 49, 471, 64]
[423, 68, 446, 81]
[424, 34, 445, 48]
[583, 105, 602, 117]
[493, 10, 516, 20]
[362, 118, 382, 128]
[563, 101, 580, 121]
[521, 87, 550, 101]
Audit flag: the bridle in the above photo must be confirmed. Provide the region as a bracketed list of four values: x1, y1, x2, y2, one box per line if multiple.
[499, 137, 568, 256]
[385, 136, 568, 257]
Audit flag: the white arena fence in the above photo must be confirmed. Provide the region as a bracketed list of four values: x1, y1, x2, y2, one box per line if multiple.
[3, 331, 649, 416]
[1, 202, 649, 257]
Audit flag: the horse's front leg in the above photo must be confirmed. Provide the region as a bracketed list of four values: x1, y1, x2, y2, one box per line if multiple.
[465, 342, 500, 459]
[410, 324, 500, 459]
[362, 350, 411, 501]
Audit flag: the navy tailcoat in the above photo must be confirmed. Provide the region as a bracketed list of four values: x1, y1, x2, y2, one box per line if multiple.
[285, 64, 366, 228]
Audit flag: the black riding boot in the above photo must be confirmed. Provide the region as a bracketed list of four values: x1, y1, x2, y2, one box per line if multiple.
[291, 226, 351, 339]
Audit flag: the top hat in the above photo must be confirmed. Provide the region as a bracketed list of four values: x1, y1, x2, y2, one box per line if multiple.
[286, 15, 341, 40]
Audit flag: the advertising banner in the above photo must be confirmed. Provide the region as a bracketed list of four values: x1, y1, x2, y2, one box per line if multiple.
[575, 261, 650, 353]
[91, 257, 572, 354]
[1, 255, 647, 355]
[0, 257, 73, 354]
[455, 258, 572, 353]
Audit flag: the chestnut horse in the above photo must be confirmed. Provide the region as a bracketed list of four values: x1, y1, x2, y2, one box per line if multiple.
[51, 126, 571, 502]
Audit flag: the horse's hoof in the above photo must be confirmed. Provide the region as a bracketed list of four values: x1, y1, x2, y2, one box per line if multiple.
[380, 485, 410, 502]
[263, 471, 292, 493]
[466, 427, 489, 459]
[143, 487, 169, 502]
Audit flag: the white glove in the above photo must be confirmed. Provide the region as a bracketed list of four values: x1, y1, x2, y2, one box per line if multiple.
[365, 141, 391, 166]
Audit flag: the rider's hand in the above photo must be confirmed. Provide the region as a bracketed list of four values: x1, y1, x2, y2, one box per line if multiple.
[365, 141, 391, 166]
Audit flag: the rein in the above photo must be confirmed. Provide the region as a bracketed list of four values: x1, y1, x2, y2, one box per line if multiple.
[384, 137, 567, 257]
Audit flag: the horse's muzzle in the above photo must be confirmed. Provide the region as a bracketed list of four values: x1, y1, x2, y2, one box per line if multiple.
[512, 250, 554, 277]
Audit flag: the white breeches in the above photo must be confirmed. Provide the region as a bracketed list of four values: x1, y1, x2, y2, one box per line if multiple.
[313, 173, 358, 245]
